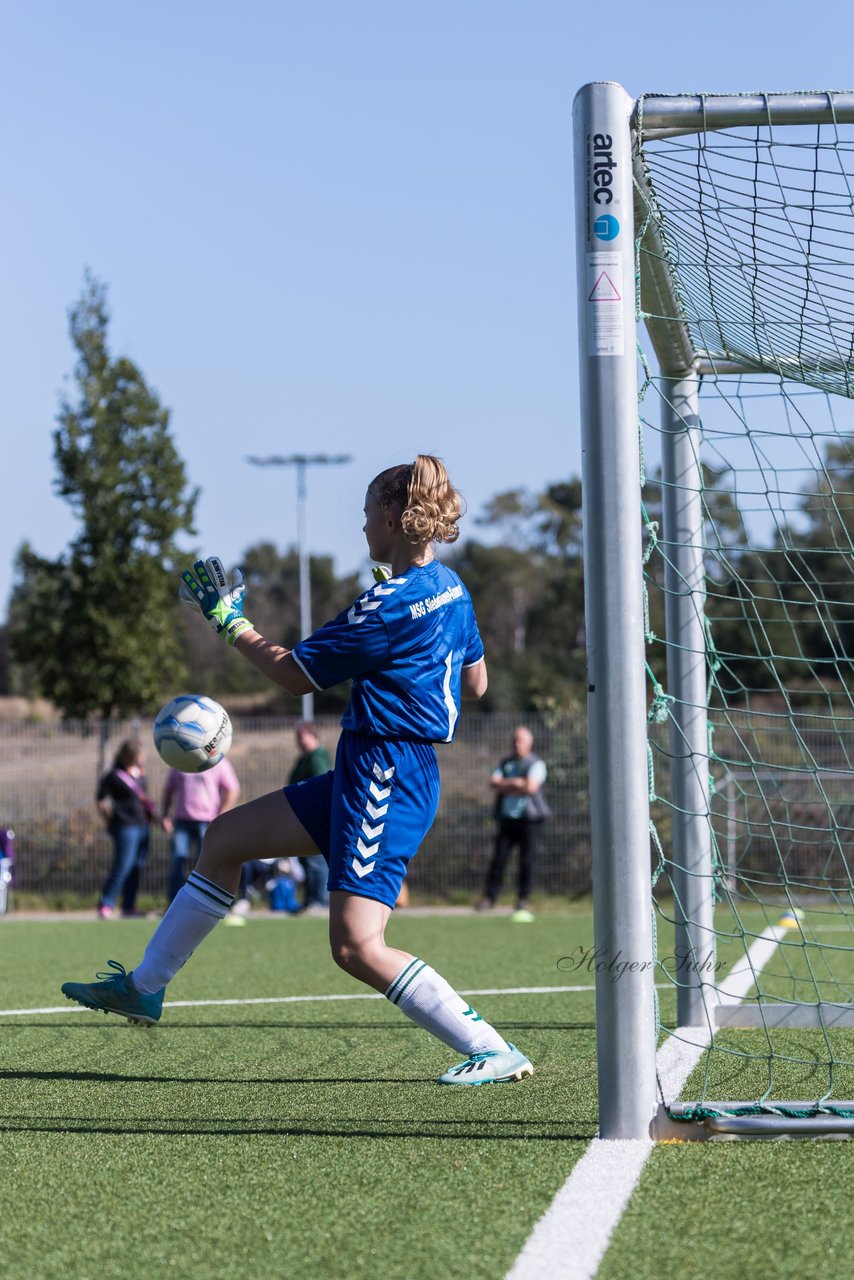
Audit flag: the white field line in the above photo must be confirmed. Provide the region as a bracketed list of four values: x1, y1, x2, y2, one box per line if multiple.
[506, 924, 787, 1280]
[656, 924, 786, 1102]
[0, 982, 682, 1020]
[0, 977, 681, 1018]
[795, 925, 854, 933]
[0, 983, 609, 1018]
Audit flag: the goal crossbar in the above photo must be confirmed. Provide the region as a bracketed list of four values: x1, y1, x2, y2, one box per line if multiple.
[635, 91, 854, 141]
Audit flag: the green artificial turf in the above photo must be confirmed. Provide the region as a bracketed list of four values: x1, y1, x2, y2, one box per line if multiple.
[7, 909, 854, 1280]
[598, 1142, 854, 1280]
[0, 914, 598, 1280]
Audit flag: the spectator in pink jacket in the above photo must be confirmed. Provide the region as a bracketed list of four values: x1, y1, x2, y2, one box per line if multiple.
[161, 759, 240, 901]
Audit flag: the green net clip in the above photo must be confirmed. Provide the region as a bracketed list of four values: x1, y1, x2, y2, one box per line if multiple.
[648, 683, 673, 723]
[642, 518, 659, 564]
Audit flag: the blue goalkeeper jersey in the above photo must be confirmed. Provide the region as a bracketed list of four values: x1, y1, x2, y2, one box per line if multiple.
[291, 561, 484, 743]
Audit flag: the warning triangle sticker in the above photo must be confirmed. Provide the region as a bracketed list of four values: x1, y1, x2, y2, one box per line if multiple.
[589, 272, 621, 302]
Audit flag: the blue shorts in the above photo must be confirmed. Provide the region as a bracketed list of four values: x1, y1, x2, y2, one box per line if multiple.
[284, 731, 440, 908]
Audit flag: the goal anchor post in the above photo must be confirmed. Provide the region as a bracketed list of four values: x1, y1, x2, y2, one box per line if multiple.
[660, 371, 717, 1027]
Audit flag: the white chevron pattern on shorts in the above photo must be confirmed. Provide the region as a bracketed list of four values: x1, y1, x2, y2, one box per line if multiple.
[350, 754, 397, 879]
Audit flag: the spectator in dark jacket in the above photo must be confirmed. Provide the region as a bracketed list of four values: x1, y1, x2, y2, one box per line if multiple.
[96, 739, 154, 919]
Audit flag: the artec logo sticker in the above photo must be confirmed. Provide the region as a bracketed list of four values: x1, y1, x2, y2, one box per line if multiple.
[594, 214, 620, 241]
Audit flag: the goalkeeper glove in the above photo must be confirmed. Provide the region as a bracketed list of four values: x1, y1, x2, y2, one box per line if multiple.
[372, 564, 391, 584]
[179, 557, 254, 646]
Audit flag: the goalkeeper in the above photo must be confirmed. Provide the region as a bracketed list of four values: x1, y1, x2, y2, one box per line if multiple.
[61, 455, 533, 1087]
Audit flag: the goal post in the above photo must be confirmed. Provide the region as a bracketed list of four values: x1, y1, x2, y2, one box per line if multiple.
[572, 82, 658, 1140]
[574, 82, 854, 1138]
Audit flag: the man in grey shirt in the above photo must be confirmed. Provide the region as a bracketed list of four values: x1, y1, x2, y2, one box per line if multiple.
[478, 726, 549, 919]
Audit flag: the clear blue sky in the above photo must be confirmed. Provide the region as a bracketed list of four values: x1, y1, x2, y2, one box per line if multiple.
[3, 0, 853, 622]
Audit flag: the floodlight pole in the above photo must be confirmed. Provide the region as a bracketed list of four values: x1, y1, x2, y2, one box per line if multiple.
[246, 453, 352, 721]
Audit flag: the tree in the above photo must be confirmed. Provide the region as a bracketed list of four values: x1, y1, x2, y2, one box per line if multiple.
[179, 541, 364, 708]
[0, 624, 9, 696]
[9, 274, 198, 718]
[448, 481, 587, 710]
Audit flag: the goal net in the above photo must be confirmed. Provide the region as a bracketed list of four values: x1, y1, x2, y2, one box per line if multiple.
[637, 93, 854, 1135]
[573, 86, 854, 1138]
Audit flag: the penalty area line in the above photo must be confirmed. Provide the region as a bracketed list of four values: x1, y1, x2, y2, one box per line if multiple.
[505, 924, 787, 1280]
[0, 983, 602, 1019]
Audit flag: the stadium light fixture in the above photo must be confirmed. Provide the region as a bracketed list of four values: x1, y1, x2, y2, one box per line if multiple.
[246, 454, 353, 721]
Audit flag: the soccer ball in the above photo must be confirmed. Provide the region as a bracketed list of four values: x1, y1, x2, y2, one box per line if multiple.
[153, 694, 233, 773]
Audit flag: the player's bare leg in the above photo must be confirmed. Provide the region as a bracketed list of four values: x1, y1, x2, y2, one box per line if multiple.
[61, 791, 319, 1021]
[195, 790, 320, 894]
[329, 890, 533, 1084]
[329, 891, 416, 990]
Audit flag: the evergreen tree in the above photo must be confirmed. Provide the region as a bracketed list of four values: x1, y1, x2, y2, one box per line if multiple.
[9, 274, 197, 718]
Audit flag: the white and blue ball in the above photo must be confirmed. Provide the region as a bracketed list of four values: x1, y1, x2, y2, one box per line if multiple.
[153, 694, 233, 773]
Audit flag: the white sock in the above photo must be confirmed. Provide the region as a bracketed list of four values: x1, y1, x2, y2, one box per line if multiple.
[386, 959, 509, 1055]
[131, 871, 234, 994]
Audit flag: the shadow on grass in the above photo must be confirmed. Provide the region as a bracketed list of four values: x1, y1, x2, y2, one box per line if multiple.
[1, 1020, 596, 1032]
[0, 1068, 436, 1084]
[0, 1114, 598, 1140]
[0, 1065, 592, 1087]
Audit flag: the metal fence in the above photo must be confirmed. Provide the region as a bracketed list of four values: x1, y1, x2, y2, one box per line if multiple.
[0, 712, 592, 905]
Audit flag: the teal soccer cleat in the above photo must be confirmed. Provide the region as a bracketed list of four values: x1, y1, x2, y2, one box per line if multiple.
[437, 1043, 534, 1086]
[61, 960, 164, 1027]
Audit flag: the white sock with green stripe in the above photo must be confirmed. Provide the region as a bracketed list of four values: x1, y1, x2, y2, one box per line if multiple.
[130, 871, 235, 995]
[385, 958, 509, 1055]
